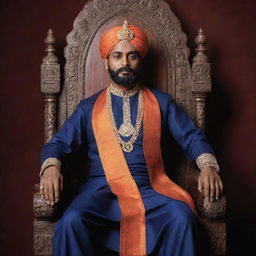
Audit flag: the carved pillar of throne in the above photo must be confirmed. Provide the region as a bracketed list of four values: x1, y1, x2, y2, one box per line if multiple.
[33, 0, 226, 255]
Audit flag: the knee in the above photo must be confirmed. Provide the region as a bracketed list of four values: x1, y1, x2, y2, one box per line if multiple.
[170, 202, 196, 225]
[60, 209, 84, 229]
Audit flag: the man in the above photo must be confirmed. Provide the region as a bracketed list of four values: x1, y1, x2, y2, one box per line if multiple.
[39, 21, 223, 256]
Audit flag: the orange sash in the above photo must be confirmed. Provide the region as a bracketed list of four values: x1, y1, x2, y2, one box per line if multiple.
[92, 87, 195, 256]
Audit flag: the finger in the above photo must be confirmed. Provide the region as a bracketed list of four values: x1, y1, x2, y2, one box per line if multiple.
[215, 181, 220, 200]
[198, 178, 203, 193]
[60, 175, 63, 191]
[210, 178, 215, 202]
[203, 179, 210, 201]
[53, 179, 60, 204]
[219, 179, 224, 193]
[39, 181, 44, 198]
[48, 183, 55, 206]
[43, 184, 49, 203]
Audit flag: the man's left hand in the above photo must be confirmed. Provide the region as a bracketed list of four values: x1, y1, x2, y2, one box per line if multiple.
[197, 166, 223, 202]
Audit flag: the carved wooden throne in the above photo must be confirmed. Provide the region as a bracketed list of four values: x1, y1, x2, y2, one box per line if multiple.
[34, 0, 226, 255]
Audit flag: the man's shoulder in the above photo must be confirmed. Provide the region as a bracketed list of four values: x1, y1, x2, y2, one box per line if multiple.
[78, 89, 105, 109]
[147, 87, 173, 104]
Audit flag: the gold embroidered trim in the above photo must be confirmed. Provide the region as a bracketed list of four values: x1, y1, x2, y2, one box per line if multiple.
[117, 20, 134, 42]
[107, 86, 144, 152]
[39, 157, 61, 178]
[109, 83, 139, 97]
[196, 153, 220, 172]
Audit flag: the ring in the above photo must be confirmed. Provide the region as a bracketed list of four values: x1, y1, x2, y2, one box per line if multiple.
[40, 186, 44, 190]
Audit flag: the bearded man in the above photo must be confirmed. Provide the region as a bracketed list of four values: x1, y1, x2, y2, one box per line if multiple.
[39, 21, 223, 256]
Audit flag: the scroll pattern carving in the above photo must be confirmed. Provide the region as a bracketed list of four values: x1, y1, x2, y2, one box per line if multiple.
[60, 0, 192, 124]
[44, 96, 57, 142]
[193, 95, 207, 130]
[34, 234, 53, 255]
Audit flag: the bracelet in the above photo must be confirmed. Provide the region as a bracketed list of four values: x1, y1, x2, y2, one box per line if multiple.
[39, 157, 61, 178]
[196, 153, 220, 172]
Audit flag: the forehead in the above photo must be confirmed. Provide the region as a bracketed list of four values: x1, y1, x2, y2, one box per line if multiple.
[110, 40, 137, 55]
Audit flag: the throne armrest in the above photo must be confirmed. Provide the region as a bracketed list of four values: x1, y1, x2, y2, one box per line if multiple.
[201, 195, 226, 219]
[33, 184, 55, 219]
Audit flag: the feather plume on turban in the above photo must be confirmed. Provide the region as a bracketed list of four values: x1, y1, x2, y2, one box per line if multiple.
[99, 20, 148, 59]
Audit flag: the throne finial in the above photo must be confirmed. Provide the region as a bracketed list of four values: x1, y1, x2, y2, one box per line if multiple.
[194, 28, 208, 62]
[192, 28, 212, 131]
[41, 28, 60, 142]
[43, 29, 58, 64]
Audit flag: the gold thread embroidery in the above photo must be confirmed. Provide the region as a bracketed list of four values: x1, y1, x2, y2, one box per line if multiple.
[196, 153, 220, 172]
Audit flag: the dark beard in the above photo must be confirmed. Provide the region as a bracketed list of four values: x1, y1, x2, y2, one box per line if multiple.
[108, 65, 141, 87]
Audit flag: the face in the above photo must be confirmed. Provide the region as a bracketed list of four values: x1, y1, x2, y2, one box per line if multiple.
[105, 40, 141, 87]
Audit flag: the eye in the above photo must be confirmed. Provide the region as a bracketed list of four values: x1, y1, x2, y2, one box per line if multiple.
[129, 53, 138, 60]
[113, 53, 122, 59]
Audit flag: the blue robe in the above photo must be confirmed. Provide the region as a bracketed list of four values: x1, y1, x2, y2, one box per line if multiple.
[40, 88, 214, 256]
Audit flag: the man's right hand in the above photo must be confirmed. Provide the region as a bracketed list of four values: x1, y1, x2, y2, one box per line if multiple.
[39, 166, 63, 206]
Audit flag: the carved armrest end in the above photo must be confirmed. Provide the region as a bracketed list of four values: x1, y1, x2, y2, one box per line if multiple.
[34, 184, 55, 219]
[199, 195, 226, 219]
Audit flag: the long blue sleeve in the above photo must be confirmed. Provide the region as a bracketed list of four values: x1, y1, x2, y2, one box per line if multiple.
[167, 95, 214, 161]
[40, 101, 87, 165]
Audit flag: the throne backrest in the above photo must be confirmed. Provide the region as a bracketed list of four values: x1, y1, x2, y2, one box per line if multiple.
[59, 0, 198, 122]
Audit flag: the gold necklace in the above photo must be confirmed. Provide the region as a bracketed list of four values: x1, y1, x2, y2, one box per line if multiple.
[106, 86, 143, 152]
[109, 84, 139, 137]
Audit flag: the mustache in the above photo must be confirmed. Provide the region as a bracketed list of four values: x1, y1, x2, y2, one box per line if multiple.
[115, 66, 134, 74]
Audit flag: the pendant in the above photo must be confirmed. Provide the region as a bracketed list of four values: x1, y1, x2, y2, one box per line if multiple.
[122, 143, 133, 152]
[118, 123, 135, 137]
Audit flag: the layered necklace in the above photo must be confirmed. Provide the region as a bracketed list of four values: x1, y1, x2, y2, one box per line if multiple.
[106, 84, 144, 152]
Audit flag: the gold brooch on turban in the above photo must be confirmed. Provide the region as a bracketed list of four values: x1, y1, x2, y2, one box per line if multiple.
[99, 20, 148, 59]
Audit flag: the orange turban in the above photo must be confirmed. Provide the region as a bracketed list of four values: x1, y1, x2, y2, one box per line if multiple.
[99, 21, 148, 59]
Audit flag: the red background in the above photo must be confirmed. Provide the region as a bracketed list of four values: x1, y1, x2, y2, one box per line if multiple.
[0, 0, 255, 255]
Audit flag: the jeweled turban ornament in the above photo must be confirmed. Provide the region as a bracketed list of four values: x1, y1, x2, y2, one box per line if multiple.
[99, 20, 149, 59]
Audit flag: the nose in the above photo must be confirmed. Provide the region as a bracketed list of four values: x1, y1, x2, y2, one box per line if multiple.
[122, 55, 129, 67]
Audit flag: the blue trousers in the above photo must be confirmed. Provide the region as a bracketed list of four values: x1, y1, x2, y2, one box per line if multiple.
[53, 177, 199, 256]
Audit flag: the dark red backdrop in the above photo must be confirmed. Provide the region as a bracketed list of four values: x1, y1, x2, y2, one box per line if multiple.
[1, 0, 255, 255]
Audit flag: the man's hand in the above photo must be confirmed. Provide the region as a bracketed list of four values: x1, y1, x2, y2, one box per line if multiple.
[197, 166, 223, 202]
[40, 166, 63, 206]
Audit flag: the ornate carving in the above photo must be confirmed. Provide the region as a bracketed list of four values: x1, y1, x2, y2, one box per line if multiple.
[192, 28, 212, 93]
[33, 192, 54, 218]
[41, 65, 60, 94]
[192, 29, 212, 130]
[44, 95, 57, 142]
[34, 233, 53, 255]
[60, 0, 192, 122]
[41, 29, 60, 142]
[193, 93, 207, 130]
[200, 196, 227, 219]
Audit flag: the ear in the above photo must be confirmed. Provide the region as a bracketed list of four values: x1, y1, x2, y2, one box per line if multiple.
[104, 59, 108, 70]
